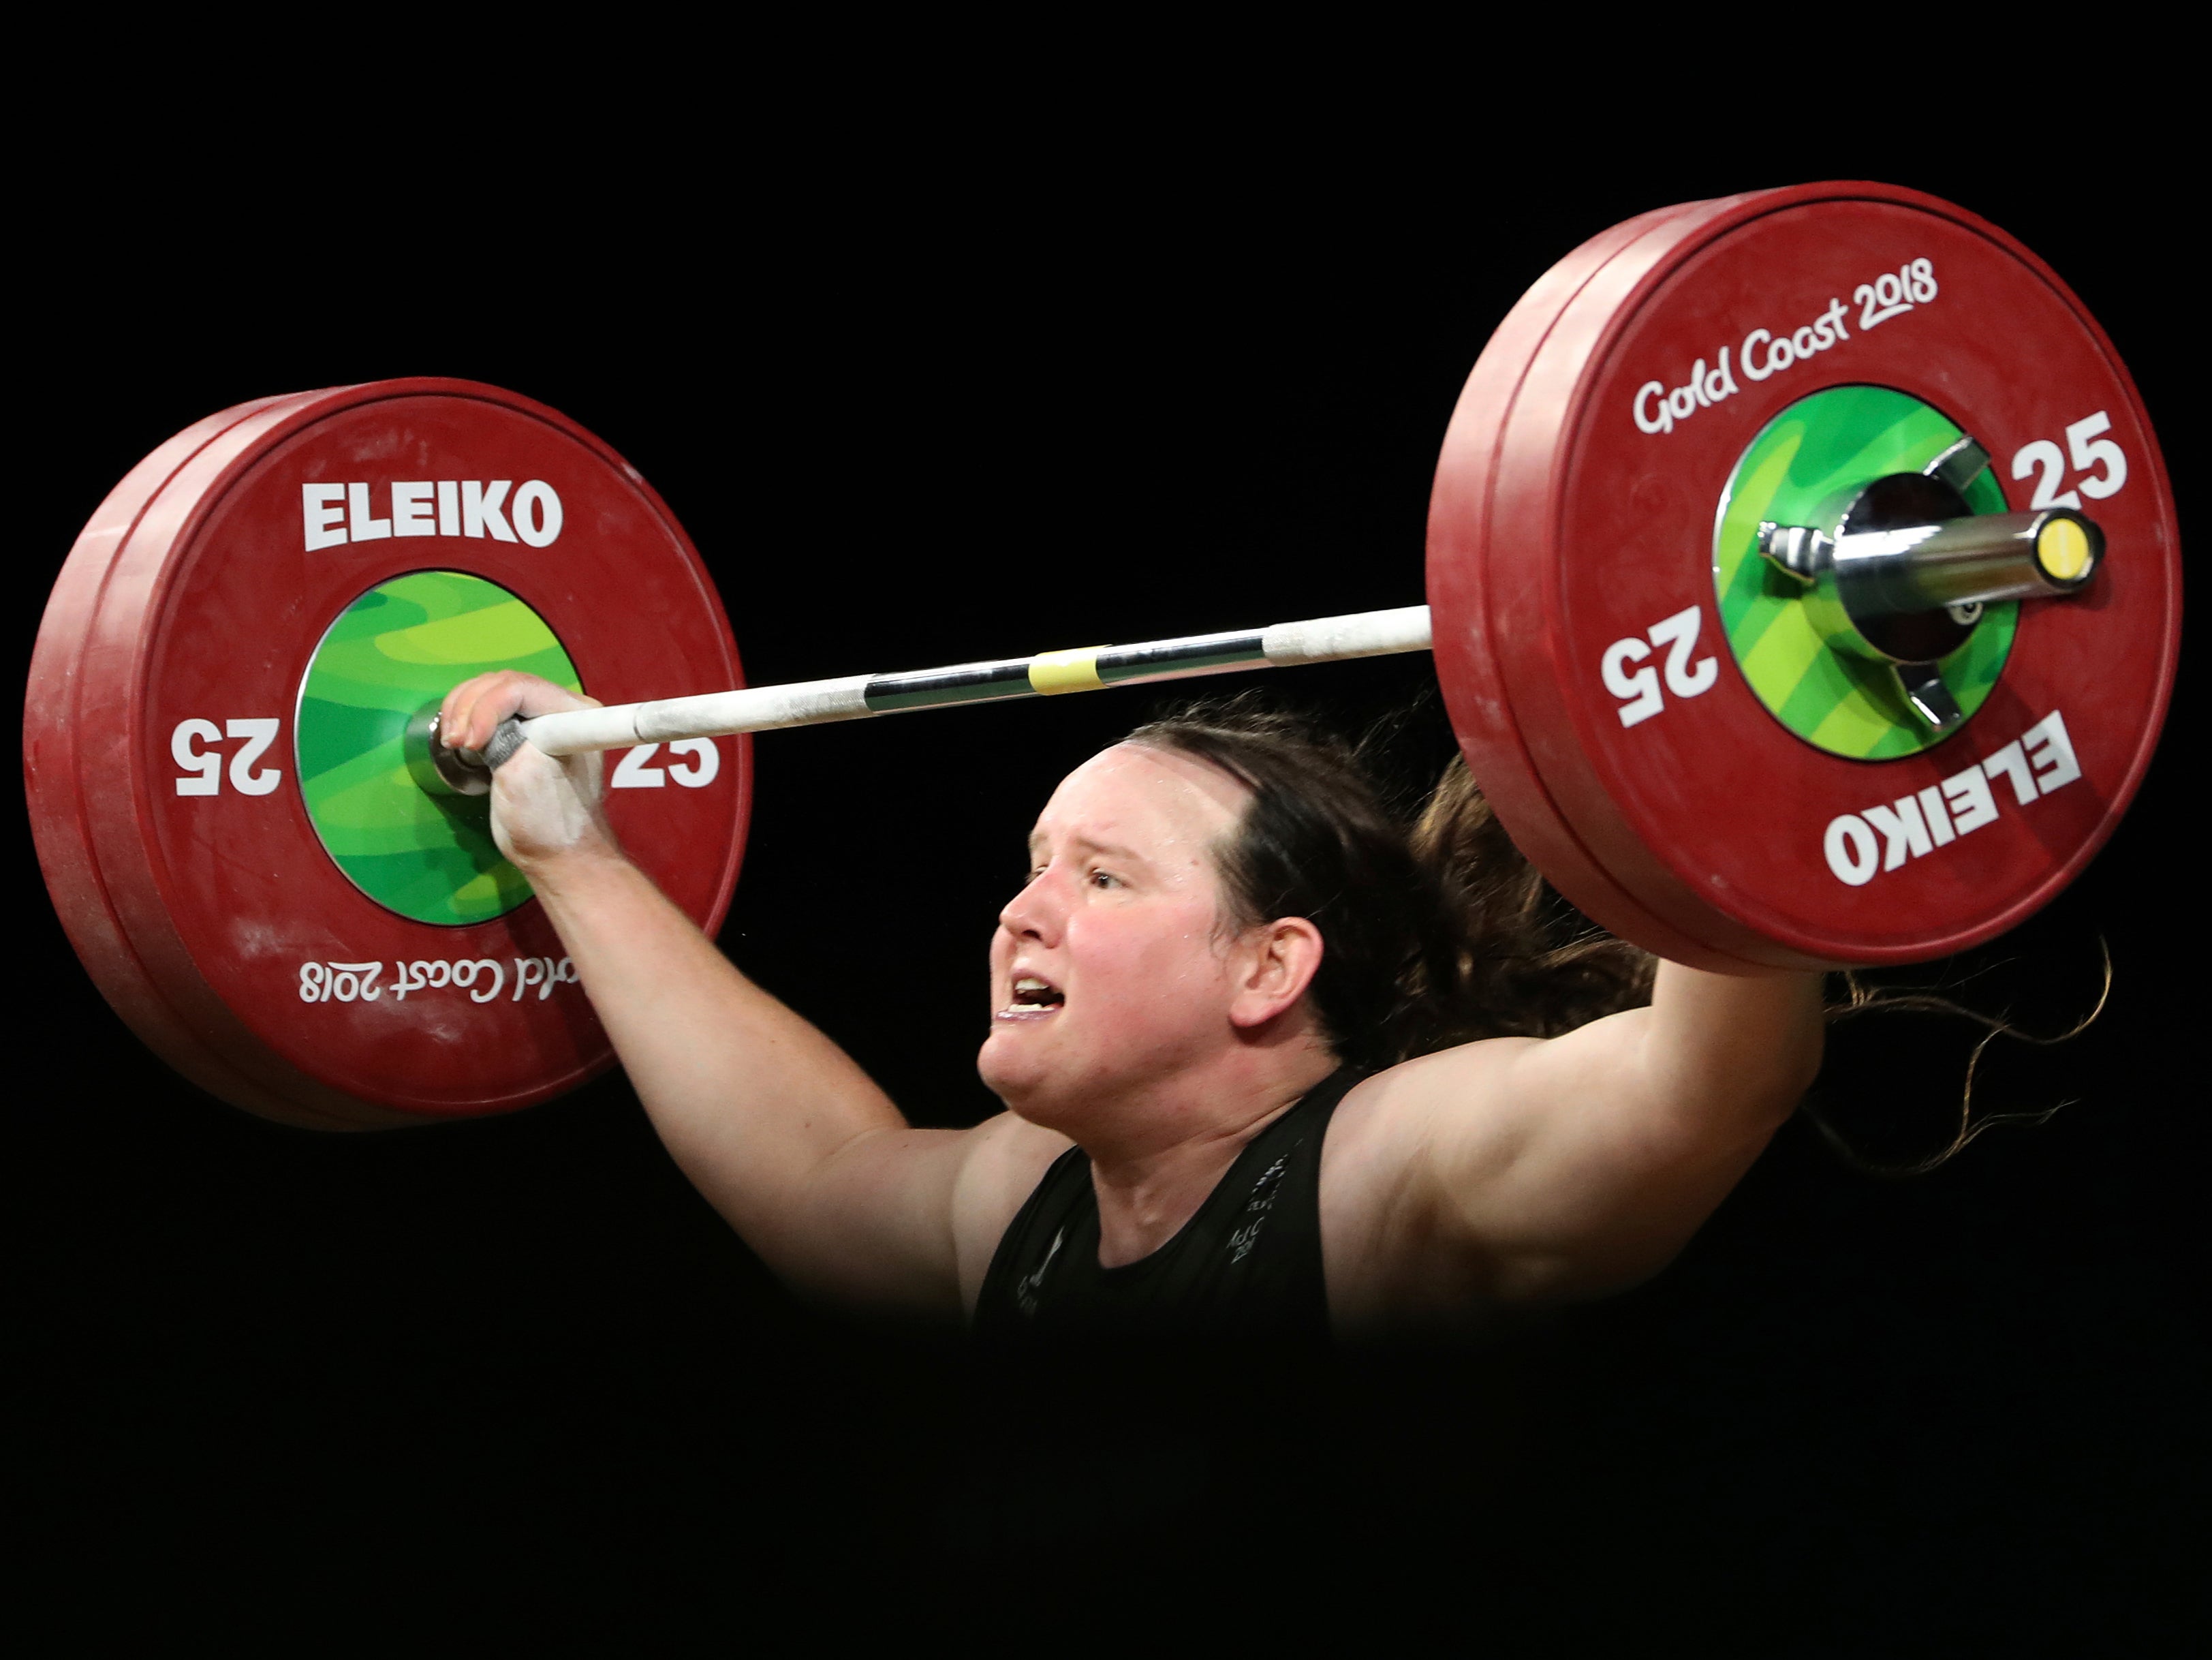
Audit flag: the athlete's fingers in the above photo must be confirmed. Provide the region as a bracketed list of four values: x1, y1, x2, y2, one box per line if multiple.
[441, 671, 599, 752]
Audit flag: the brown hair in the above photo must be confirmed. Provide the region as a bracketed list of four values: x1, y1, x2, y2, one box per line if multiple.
[1125, 697, 1653, 1071]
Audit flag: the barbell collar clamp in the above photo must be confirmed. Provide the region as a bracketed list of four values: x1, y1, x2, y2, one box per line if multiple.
[1892, 661, 1966, 732]
[1757, 523, 1831, 583]
[1923, 435, 1993, 497]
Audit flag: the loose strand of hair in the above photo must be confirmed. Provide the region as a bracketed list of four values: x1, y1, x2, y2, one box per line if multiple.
[1804, 940, 2113, 1178]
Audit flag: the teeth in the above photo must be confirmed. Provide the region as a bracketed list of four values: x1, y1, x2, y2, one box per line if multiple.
[1015, 977, 1050, 992]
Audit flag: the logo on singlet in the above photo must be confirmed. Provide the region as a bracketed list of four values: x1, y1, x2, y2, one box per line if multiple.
[1228, 1152, 1293, 1264]
[1014, 1227, 1065, 1318]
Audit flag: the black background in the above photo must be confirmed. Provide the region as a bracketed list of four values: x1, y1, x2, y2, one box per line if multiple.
[12, 117, 2200, 1649]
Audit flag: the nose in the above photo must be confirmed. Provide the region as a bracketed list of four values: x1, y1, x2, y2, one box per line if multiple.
[998, 866, 1064, 947]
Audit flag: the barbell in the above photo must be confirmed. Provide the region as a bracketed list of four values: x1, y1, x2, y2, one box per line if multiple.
[25, 181, 2180, 1130]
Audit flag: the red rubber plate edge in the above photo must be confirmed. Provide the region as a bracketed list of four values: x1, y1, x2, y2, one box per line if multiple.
[27, 388, 389, 1128]
[1429, 193, 1778, 971]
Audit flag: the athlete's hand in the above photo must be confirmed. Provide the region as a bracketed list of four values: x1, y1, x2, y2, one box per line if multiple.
[439, 672, 614, 872]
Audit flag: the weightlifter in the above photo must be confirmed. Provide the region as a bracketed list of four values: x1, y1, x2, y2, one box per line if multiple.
[440, 669, 1822, 1340]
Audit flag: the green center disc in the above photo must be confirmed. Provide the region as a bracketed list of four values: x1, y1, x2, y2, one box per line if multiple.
[295, 570, 583, 925]
[1713, 384, 2014, 758]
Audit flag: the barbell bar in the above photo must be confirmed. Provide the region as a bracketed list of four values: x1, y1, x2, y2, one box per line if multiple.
[433, 606, 1439, 785]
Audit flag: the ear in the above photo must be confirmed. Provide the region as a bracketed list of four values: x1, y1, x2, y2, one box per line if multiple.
[1227, 917, 1325, 1030]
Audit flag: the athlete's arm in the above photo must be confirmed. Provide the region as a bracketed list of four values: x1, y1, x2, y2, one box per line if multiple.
[439, 673, 1062, 1315]
[1325, 962, 1823, 1310]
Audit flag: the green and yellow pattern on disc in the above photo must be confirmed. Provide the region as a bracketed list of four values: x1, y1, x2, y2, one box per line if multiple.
[1713, 384, 2013, 758]
[296, 571, 582, 925]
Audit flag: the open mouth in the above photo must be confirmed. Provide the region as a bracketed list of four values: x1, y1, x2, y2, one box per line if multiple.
[997, 974, 1065, 1021]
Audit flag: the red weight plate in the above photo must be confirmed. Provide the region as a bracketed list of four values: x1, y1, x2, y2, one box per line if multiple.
[1429, 194, 1764, 969]
[52, 380, 749, 1124]
[1446, 183, 2179, 968]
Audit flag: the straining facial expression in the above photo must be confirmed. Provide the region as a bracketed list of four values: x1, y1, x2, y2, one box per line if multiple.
[978, 744, 1258, 1125]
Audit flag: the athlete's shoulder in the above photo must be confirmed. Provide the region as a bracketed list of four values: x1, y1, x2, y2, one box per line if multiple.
[1326, 1038, 1539, 1164]
[1318, 1038, 1534, 1322]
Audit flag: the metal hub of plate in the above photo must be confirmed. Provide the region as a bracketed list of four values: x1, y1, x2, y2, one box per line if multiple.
[1428, 182, 2180, 969]
[26, 380, 749, 1126]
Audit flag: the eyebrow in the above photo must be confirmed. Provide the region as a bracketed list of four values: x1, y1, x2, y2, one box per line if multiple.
[1027, 832, 1148, 866]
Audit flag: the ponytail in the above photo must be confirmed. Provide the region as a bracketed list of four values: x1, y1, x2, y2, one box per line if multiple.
[1127, 698, 1652, 1069]
[1408, 756, 1655, 1045]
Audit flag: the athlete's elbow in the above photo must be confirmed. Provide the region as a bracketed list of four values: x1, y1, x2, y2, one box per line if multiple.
[1648, 976, 1824, 1133]
[1758, 1022, 1824, 1128]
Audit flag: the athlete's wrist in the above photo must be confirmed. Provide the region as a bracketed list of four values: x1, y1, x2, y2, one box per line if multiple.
[510, 821, 630, 895]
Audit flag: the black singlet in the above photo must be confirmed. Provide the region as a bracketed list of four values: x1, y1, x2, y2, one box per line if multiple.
[973, 1067, 1361, 1344]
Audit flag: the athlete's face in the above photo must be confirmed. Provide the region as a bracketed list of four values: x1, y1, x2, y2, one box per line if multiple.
[979, 743, 1251, 1124]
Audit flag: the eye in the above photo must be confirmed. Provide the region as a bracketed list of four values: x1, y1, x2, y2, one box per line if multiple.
[1088, 867, 1121, 889]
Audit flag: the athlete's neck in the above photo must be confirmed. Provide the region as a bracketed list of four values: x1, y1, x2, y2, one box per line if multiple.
[1082, 1044, 1339, 1269]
